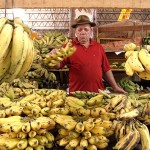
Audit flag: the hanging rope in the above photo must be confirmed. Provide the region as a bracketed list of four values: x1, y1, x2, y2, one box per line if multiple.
[12, 0, 14, 20]
[4, 0, 7, 17]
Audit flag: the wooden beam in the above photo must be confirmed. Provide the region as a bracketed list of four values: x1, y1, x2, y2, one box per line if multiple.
[98, 25, 150, 32]
[0, 0, 150, 9]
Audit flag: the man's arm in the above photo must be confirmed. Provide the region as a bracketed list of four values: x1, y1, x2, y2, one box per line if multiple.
[103, 70, 126, 94]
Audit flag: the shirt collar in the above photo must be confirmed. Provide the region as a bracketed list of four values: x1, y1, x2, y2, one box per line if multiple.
[74, 38, 95, 46]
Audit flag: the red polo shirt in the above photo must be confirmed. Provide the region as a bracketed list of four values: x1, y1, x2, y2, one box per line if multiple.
[60, 38, 111, 93]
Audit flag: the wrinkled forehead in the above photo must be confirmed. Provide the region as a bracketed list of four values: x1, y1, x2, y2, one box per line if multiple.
[75, 24, 92, 31]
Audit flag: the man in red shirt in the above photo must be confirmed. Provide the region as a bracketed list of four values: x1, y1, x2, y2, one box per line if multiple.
[52, 15, 125, 94]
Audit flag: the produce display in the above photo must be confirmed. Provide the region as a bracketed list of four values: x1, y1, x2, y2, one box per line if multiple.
[0, 83, 149, 149]
[0, 17, 34, 83]
[124, 42, 150, 80]
[118, 77, 143, 93]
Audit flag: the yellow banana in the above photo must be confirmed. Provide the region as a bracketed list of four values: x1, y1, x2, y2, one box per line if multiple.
[69, 137, 81, 148]
[0, 17, 8, 31]
[28, 137, 39, 147]
[45, 142, 53, 149]
[0, 23, 13, 61]
[58, 128, 69, 136]
[28, 130, 37, 138]
[0, 46, 12, 81]
[30, 120, 41, 131]
[49, 107, 69, 115]
[117, 108, 139, 120]
[69, 131, 80, 139]
[82, 131, 92, 139]
[22, 122, 31, 133]
[17, 131, 27, 139]
[17, 138, 28, 149]
[1, 24, 24, 82]
[45, 132, 54, 142]
[88, 136, 100, 145]
[128, 51, 145, 72]
[91, 126, 107, 135]
[24, 146, 33, 150]
[124, 59, 134, 76]
[75, 122, 85, 133]
[124, 43, 136, 51]
[66, 96, 85, 107]
[86, 94, 103, 106]
[83, 119, 95, 131]
[35, 135, 48, 146]
[90, 107, 106, 117]
[34, 145, 45, 150]
[113, 126, 135, 150]
[125, 122, 140, 150]
[3, 138, 19, 149]
[56, 135, 70, 146]
[96, 142, 108, 149]
[139, 48, 150, 73]
[77, 108, 91, 116]
[7, 31, 29, 82]
[80, 137, 88, 148]
[137, 71, 150, 80]
[17, 37, 34, 77]
[135, 120, 150, 150]
[87, 144, 97, 150]
[125, 51, 134, 59]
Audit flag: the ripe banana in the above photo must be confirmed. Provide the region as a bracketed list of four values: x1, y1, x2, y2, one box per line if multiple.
[124, 59, 134, 76]
[127, 51, 144, 72]
[80, 137, 88, 148]
[17, 38, 34, 77]
[0, 41, 12, 81]
[1, 24, 24, 82]
[22, 122, 31, 133]
[137, 71, 150, 80]
[125, 123, 140, 150]
[135, 120, 150, 150]
[75, 122, 85, 133]
[138, 49, 150, 73]
[90, 107, 106, 117]
[5, 31, 29, 82]
[0, 17, 8, 31]
[124, 43, 136, 51]
[17, 138, 28, 149]
[117, 108, 139, 120]
[0, 23, 13, 61]
[45, 132, 54, 142]
[28, 137, 39, 147]
[86, 94, 103, 106]
[113, 128, 135, 150]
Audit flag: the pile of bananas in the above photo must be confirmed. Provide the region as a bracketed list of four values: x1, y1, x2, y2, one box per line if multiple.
[118, 77, 143, 93]
[44, 39, 76, 67]
[34, 31, 69, 52]
[0, 17, 34, 83]
[1, 84, 150, 149]
[124, 42, 150, 80]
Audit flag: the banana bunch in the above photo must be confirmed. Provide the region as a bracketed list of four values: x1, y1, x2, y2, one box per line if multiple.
[34, 31, 69, 50]
[70, 90, 98, 99]
[44, 39, 76, 67]
[118, 77, 143, 93]
[0, 17, 34, 83]
[124, 42, 150, 80]
[54, 116, 114, 149]
[113, 120, 141, 150]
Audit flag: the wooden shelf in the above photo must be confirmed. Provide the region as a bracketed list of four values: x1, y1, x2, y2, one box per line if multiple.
[98, 25, 150, 32]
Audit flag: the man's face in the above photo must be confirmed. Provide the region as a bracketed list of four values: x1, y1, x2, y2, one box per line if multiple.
[75, 24, 92, 45]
